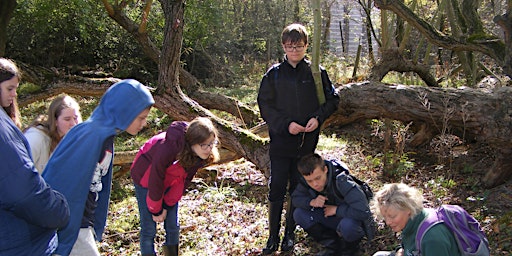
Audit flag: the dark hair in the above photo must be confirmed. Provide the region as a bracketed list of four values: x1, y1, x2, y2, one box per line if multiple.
[0, 58, 22, 128]
[281, 23, 308, 45]
[178, 117, 220, 168]
[297, 153, 325, 176]
[0, 58, 20, 82]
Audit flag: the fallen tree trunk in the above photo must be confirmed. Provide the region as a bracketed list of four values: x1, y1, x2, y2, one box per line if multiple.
[17, 63, 260, 126]
[17, 75, 512, 187]
[328, 81, 512, 187]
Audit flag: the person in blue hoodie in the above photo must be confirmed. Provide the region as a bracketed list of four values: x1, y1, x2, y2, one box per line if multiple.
[0, 57, 70, 256]
[43, 79, 155, 256]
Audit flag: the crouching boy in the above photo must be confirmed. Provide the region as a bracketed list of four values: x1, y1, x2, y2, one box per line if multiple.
[292, 153, 373, 256]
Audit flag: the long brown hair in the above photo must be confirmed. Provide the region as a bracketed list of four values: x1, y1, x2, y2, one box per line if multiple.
[25, 94, 82, 152]
[0, 58, 22, 128]
[178, 117, 220, 168]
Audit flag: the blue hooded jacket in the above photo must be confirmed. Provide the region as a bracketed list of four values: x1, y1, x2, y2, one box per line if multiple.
[43, 79, 154, 255]
[0, 107, 70, 255]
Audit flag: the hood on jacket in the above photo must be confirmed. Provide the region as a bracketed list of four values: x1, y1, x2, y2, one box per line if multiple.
[165, 121, 187, 141]
[90, 79, 155, 131]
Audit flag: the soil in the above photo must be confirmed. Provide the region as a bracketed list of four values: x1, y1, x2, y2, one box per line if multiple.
[212, 121, 512, 255]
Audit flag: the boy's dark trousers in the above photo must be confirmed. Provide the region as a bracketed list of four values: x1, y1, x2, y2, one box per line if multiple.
[294, 207, 364, 255]
[305, 224, 361, 256]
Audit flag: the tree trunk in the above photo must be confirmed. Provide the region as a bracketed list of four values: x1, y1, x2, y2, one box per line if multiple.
[369, 48, 439, 86]
[0, 0, 16, 56]
[373, 0, 511, 78]
[100, 0, 258, 126]
[328, 81, 512, 187]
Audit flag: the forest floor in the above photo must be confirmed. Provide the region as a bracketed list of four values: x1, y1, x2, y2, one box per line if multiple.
[101, 121, 512, 256]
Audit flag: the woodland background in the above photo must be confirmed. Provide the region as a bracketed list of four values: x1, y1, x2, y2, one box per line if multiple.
[1, 0, 512, 255]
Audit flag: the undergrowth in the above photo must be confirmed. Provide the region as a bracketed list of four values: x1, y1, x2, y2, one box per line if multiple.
[17, 56, 511, 255]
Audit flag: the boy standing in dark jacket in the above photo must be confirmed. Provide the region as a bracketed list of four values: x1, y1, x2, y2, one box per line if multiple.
[257, 23, 340, 254]
[292, 153, 372, 256]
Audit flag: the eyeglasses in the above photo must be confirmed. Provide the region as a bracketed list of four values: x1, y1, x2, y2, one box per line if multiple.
[283, 44, 306, 52]
[200, 140, 218, 150]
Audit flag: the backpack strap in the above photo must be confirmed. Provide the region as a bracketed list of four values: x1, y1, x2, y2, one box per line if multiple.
[327, 160, 376, 242]
[325, 160, 349, 201]
[415, 208, 444, 254]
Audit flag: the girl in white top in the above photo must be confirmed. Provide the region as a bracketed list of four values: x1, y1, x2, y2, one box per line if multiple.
[24, 94, 82, 173]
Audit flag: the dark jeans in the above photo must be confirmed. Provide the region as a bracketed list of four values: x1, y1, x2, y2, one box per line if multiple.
[268, 155, 301, 202]
[134, 183, 179, 255]
[293, 207, 365, 242]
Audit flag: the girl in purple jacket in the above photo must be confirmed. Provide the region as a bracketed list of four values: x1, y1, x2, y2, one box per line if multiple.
[130, 117, 220, 256]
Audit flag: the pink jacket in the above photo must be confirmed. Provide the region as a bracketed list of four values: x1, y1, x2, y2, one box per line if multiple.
[131, 121, 202, 215]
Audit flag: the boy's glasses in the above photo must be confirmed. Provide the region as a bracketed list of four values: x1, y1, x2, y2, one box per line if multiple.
[200, 140, 218, 150]
[283, 44, 305, 52]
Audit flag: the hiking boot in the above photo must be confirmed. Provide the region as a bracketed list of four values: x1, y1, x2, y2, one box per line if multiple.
[339, 239, 361, 256]
[261, 235, 280, 255]
[261, 201, 283, 255]
[280, 231, 295, 252]
[162, 244, 178, 256]
[280, 199, 296, 252]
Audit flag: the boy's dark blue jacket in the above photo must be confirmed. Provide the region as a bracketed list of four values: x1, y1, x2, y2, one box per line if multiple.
[257, 58, 339, 157]
[292, 160, 371, 221]
[0, 106, 69, 255]
[292, 160, 374, 240]
[43, 79, 154, 255]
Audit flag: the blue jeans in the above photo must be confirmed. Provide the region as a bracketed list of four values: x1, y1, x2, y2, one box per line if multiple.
[134, 184, 179, 255]
[293, 207, 365, 242]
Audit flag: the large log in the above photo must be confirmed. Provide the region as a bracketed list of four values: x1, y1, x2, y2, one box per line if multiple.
[17, 74, 512, 187]
[328, 81, 512, 187]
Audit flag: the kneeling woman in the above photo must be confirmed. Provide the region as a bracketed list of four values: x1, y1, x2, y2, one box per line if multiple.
[130, 117, 220, 256]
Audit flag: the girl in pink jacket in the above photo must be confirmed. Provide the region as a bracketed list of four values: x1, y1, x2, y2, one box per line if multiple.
[130, 117, 219, 256]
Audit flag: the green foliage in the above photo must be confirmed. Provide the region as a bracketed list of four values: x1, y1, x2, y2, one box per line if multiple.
[17, 82, 41, 94]
[184, 0, 317, 63]
[384, 151, 415, 176]
[321, 53, 357, 84]
[8, 0, 158, 82]
[316, 133, 348, 151]
[115, 107, 172, 151]
[367, 119, 415, 178]
[101, 178, 141, 254]
[426, 175, 457, 199]
[204, 83, 259, 107]
[382, 71, 426, 86]
[490, 211, 512, 252]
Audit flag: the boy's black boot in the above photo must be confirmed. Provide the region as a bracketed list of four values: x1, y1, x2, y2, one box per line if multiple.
[339, 239, 361, 256]
[162, 244, 178, 256]
[280, 200, 296, 252]
[305, 224, 340, 256]
[261, 201, 283, 255]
